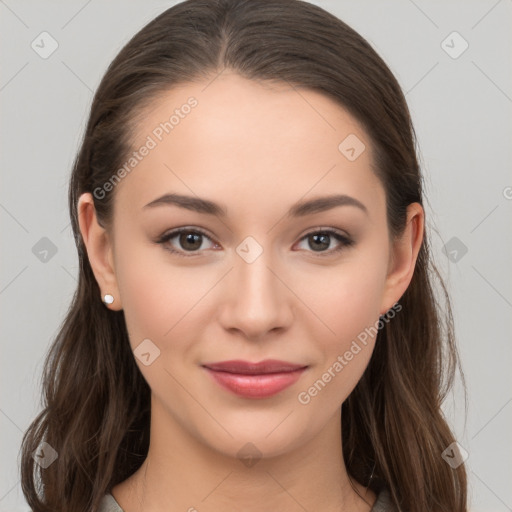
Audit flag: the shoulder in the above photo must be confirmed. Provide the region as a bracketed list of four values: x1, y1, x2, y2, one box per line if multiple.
[98, 493, 124, 512]
[371, 487, 399, 512]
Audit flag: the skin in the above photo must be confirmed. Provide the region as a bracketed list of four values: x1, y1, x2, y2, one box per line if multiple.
[78, 72, 424, 512]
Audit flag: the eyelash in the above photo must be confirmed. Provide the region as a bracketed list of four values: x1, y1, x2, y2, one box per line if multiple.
[156, 227, 355, 258]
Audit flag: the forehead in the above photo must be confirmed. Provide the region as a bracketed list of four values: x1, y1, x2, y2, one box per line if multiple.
[114, 72, 384, 222]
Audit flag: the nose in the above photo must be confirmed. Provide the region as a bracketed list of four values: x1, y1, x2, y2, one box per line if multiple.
[217, 245, 293, 341]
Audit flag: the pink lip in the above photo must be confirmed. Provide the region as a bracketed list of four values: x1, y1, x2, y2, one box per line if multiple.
[202, 359, 308, 399]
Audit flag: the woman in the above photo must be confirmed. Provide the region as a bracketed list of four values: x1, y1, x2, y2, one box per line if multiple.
[20, 0, 468, 511]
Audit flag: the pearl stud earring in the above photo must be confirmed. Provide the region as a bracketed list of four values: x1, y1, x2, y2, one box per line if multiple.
[103, 294, 114, 305]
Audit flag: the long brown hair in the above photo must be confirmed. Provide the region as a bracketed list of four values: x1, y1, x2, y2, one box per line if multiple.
[20, 0, 467, 510]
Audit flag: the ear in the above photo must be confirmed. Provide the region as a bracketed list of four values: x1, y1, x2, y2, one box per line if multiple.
[379, 202, 424, 315]
[77, 192, 122, 311]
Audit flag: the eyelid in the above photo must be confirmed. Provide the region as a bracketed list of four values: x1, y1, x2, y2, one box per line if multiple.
[299, 226, 351, 240]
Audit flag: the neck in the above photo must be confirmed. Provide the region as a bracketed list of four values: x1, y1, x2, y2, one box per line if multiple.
[112, 395, 376, 512]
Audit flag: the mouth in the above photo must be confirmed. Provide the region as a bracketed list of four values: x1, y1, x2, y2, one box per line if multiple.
[201, 359, 308, 399]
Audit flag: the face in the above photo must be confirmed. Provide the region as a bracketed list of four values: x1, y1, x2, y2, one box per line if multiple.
[81, 72, 422, 461]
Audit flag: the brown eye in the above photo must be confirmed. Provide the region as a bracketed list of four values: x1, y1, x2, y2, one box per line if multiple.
[296, 229, 354, 255]
[178, 232, 203, 251]
[157, 228, 217, 257]
[307, 233, 330, 251]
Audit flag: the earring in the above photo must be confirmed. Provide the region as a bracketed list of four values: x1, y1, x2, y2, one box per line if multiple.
[102, 294, 114, 305]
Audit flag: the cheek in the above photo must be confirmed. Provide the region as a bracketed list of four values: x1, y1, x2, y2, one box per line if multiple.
[297, 255, 388, 341]
[114, 248, 214, 408]
[294, 253, 388, 399]
[114, 236, 194, 347]
[114, 238, 226, 376]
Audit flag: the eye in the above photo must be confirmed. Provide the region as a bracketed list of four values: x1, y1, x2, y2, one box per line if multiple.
[156, 227, 354, 258]
[295, 229, 354, 256]
[156, 228, 219, 257]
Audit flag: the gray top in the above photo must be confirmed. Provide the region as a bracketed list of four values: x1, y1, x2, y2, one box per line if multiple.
[98, 487, 396, 511]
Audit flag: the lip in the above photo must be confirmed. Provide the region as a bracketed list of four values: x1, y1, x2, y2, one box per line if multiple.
[202, 359, 308, 399]
[203, 359, 307, 374]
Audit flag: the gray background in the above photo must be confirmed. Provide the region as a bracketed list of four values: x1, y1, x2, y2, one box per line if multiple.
[1, 0, 511, 510]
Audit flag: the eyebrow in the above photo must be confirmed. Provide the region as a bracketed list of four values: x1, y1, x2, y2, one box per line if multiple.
[143, 193, 368, 217]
